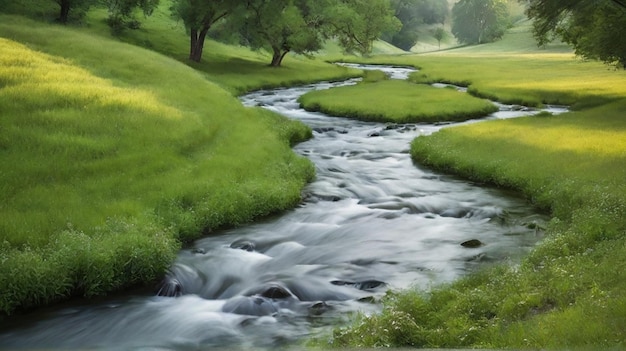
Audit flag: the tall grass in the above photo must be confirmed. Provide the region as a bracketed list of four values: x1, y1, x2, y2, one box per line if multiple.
[0, 17, 316, 315]
[322, 22, 626, 349]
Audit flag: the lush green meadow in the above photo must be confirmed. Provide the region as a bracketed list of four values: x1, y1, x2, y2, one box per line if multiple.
[3, 1, 626, 348]
[324, 24, 626, 349]
[0, 11, 367, 315]
[298, 78, 498, 123]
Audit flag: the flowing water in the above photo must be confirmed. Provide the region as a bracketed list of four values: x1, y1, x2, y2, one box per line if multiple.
[0, 65, 567, 350]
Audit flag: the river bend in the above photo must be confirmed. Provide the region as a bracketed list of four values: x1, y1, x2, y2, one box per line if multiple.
[0, 65, 566, 350]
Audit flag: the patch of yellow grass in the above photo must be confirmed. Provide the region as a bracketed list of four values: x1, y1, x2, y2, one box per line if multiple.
[0, 38, 182, 119]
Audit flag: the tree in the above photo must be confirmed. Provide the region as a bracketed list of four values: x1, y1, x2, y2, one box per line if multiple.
[104, 0, 160, 34]
[451, 0, 509, 44]
[170, 0, 242, 62]
[433, 26, 446, 49]
[524, 0, 626, 68]
[384, 0, 448, 50]
[416, 0, 448, 25]
[386, 0, 421, 50]
[233, 0, 328, 67]
[328, 0, 401, 55]
[53, 0, 96, 24]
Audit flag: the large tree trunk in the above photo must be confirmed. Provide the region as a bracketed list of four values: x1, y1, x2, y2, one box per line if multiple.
[270, 47, 289, 67]
[58, 0, 71, 24]
[189, 26, 210, 62]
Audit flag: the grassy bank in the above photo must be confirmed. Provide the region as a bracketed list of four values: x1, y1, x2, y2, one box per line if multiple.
[323, 27, 626, 349]
[298, 77, 498, 123]
[0, 11, 372, 315]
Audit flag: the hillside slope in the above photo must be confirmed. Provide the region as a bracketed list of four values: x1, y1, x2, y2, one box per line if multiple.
[0, 15, 321, 315]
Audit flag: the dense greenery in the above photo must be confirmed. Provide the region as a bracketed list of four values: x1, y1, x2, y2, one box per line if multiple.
[171, 0, 401, 64]
[320, 26, 626, 349]
[103, 0, 160, 34]
[232, 0, 329, 67]
[298, 74, 498, 123]
[452, 0, 510, 44]
[170, 0, 241, 62]
[525, 0, 626, 68]
[384, 0, 448, 50]
[0, 11, 366, 315]
[326, 0, 401, 56]
[55, 0, 96, 23]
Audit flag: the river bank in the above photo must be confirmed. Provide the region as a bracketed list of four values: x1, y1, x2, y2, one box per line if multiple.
[0, 66, 554, 350]
[0, 15, 355, 316]
[323, 50, 626, 349]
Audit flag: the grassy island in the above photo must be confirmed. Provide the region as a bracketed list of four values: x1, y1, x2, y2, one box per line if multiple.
[298, 78, 498, 123]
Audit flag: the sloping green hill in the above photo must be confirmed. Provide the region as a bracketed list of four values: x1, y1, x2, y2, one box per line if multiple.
[0, 14, 342, 314]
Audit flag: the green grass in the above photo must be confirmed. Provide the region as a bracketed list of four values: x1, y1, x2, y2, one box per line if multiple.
[0, 16, 320, 315]
[0, 0, 369, 315]
[81, 5, 362, 95]
[321, 22, 626, 350]
[298, 78, 498, 123]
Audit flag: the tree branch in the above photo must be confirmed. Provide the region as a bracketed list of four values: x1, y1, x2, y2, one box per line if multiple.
[611, 0, 626, 9]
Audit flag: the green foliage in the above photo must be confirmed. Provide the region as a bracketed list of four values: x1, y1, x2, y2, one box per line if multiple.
[327, 0, 401, 55]
[235, 0, 326, 67]
[387, 27, 418, 51]
[103, 0, 159, 34]
[384, 0, 448, 50]
[452, 0, 510, 44]
[55, 0, 98, 23]
[298, 79, 498, 123]
[432, 26, 446, 48]
[169, 0, 240, 62]
[525, 0, 626, 68]
[0, 15, 320, 314]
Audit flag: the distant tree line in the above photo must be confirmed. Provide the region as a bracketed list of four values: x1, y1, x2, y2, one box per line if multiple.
[50, 0, 626, 68]
[172, 0, 401, 66]
[54, 0, 158, 33]
[51, 0, 401, 66]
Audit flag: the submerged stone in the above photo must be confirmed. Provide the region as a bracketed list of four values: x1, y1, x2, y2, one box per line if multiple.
[461, 239, 484, 248]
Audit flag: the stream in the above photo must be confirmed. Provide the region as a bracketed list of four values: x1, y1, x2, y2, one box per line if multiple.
[0, 65, 567, 350]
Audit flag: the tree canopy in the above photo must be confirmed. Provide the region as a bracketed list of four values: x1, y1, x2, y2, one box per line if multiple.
[235, 0, 327, 67]
[104, 0, 160, 34]
[524, 0, 626, 68]
[171, 0, 399, 65]
[328, 0, 401, 55]
[451, 0, 509, 45]
[384, 0, 448, 50]
[170, 0, 242, 62]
